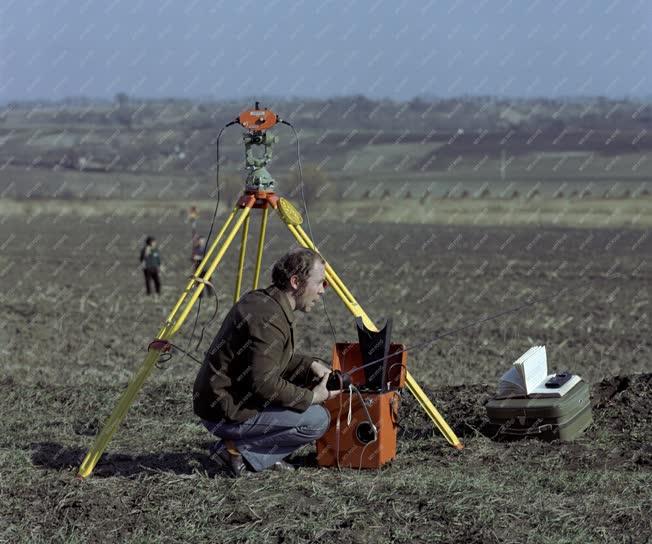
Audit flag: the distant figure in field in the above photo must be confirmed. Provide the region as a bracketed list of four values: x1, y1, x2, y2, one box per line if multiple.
[188, 205, 199, 230]
[140, 236, 161, 296]
[191, 235, 211, 297]
[191, 235, 206, 271]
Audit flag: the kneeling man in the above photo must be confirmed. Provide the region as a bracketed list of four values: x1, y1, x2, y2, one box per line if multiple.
[193, 248, 339, 476]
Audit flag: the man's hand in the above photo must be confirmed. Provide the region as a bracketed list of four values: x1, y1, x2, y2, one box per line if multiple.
[310, 360, 331, 379]
[311, 374, 341, 404]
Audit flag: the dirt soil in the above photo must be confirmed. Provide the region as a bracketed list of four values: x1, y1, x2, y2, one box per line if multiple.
[1, 204, 650, 543]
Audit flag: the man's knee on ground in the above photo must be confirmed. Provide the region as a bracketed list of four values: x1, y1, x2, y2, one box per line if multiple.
[299, 405, 331, 438]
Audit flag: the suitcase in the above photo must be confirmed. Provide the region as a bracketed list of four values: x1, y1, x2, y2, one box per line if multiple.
[485, 380, 592, 441]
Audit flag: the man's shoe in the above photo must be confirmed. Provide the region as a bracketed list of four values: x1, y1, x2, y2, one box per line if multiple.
[210, 448, 251, 478]
[271, 460, 296, 472]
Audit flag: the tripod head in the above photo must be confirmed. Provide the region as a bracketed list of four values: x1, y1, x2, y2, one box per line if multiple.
[235, 102, 280, 192]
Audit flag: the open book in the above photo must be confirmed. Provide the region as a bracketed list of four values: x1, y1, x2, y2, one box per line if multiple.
[496, 345, 581, 399]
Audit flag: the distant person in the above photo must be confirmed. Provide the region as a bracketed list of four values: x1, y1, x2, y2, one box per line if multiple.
[140, 236, 161, 296]
[191, 235, 211, 297]
[188, 205, 199, 231]
[191, 235, 206, 270]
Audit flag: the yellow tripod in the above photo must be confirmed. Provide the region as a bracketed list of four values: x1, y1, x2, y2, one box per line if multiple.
[77, 190, 462, 478]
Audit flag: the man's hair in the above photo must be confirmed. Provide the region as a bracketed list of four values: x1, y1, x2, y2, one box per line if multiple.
[272, 248, 324, 293]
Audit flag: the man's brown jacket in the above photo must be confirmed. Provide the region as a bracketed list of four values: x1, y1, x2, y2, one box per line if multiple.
[193, 285, 315, 423]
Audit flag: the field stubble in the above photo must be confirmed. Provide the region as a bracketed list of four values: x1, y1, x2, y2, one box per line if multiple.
[1, 199, 650, 543]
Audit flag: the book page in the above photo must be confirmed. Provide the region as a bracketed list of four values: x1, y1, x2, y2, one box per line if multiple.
[514, 346, 548, 394]
[496, 367, 527, 398]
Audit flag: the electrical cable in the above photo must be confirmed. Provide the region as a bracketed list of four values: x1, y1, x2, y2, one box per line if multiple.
[183, 123, 232, 363]
[342, 278, 598, 380]
[280, 119, 338, 345]
[321, 297, 338, 345]
[157, 341, 205, 366]
[276, 120, 348, 465]
[192, 281, 221, 351]
[280, 120, 315, 246]
[350, 385, 377, 437]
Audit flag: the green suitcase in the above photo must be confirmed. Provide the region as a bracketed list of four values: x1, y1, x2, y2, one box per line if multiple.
[485, 380, 592, 441]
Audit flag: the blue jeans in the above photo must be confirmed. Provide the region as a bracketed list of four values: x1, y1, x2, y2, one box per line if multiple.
[202, 405, 330, 472]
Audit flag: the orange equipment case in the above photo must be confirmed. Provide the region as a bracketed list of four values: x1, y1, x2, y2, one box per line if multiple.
[316, 342, 407, 469]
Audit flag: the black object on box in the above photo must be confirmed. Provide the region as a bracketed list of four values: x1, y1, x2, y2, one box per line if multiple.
[545, 372, 573, 388]
[485, 380, 592, 441]
[326, 370, 352, 391]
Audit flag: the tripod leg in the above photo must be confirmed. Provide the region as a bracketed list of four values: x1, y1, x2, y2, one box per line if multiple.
[284, 220, 463, 449]
[233, 213, 251, 303]
[169, 202, 254, 335]
[294, 225, 358, 302]
[77, 348, 160, 478]
[252, 206, 269, 289]
[165, 204, 240, 327]
[78, 202, 255, 478]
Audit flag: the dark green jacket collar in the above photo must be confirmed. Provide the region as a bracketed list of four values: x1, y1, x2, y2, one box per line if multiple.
[262, 285, 295, 324]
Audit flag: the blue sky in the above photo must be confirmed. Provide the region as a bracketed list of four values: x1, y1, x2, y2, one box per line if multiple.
[0, 0, 650, 101]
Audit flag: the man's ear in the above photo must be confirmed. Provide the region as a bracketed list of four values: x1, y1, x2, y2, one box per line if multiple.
[289, 274, 300, 290]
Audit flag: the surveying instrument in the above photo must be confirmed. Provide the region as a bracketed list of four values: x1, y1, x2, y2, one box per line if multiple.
[77, 104, 463, 478]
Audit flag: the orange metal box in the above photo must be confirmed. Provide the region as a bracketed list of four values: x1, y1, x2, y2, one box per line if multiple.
[316, 390, 401, 469]
[316, 342, 407, 469]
